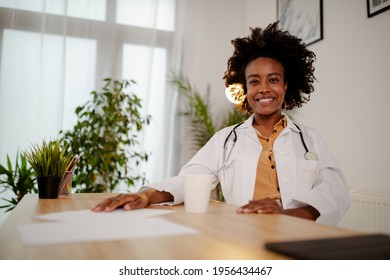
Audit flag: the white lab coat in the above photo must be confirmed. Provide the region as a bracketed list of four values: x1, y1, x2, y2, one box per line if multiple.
[148, 114, 350, 225]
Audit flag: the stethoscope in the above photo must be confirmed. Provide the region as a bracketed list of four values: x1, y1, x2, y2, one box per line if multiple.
[294, 123, 318, 161]
[222, 121, 318, 167]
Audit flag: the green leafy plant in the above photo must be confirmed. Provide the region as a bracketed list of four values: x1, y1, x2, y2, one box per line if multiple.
[60, 78, 151, 193]
[171, 73, 216, 155]
[0, 152, 37, 212]
[23, 139, 74, 178]
[170, 72, 249, 201]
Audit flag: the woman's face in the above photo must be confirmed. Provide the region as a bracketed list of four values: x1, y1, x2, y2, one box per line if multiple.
[245, 57, 287, 118]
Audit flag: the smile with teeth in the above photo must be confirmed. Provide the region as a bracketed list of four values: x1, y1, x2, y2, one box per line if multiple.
[255, 97, 274, 103]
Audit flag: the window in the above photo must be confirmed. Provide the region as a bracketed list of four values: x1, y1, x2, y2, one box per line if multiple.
[0, 0, 106, 21]
[117, 0, 175, 31]
[123, 44, 167, 182]
[0, 0, 177, 186]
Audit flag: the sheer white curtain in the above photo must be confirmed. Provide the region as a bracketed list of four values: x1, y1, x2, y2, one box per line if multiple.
[0, 0, 184, 203]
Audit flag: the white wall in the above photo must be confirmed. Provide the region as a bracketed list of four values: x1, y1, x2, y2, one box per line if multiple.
[180, 0, 245, 114]
[180, 0, 390, 195]
[178, 0, 247, 164]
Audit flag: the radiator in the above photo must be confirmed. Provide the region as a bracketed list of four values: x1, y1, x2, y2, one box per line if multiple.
[338, 189, 390, 234]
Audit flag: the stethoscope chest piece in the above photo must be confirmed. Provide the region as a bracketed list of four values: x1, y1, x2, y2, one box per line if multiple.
[304, 151, 318, 161]
[294, 123, 318, 161]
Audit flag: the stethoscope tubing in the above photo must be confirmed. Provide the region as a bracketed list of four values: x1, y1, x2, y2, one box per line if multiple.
[223, 121, 244, 149]
[223, 121, 318, 165]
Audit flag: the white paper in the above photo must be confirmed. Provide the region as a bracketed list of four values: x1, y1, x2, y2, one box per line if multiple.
[17, 209, 198, 246]
[17, 218, 198, 246]
[33, 208, 174, 222]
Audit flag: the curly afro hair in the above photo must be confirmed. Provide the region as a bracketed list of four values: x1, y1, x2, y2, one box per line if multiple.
[223, 22, 316, 113]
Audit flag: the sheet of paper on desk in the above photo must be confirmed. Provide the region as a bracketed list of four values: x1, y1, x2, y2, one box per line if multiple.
[32, 208, 174, 222]
[17, 209, 198, 246]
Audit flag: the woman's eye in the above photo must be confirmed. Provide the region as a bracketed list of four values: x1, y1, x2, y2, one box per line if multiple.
[249, 79, 258, 85]
[270, 77, 280, 83]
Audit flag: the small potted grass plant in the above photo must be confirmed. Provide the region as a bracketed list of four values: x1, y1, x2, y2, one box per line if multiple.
[24, 139, 74, 199]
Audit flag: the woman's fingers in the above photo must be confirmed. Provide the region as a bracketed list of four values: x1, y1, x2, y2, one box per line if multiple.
[91, 194, 143, 212]
[237, 198, 282, 214]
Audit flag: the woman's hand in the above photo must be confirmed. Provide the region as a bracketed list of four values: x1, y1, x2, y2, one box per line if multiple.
[91, 192, 149, 212]
[237, 198, 282, 214]
[91, 188, 174, 212]
[237, 197, 320, 221]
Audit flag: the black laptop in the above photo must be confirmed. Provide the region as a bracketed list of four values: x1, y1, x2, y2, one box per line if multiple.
[265, 234, 390, 260]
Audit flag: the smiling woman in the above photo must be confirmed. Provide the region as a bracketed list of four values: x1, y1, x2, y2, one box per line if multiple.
[92, 22, 350, 227]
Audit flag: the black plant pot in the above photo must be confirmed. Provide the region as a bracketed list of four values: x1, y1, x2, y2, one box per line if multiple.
[37, 176, 61, 199]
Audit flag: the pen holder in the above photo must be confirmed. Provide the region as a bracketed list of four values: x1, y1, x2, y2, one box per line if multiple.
[59, 170, 73, 195]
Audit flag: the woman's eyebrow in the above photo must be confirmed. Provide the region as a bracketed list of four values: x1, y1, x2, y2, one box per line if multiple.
[246, 72, 283, 79]
[246, 74, 260, 79]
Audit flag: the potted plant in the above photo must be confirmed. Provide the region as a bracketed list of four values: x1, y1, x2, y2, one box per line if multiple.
[60, 78, 151, 193]
[0, 152, 37, 211]
[23, 139, 74, 199]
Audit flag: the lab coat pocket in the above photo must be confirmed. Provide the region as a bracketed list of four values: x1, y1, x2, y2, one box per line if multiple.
[299, 159, 319, 189]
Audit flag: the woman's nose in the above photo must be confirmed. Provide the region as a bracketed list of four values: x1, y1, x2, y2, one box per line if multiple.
[258, 82, 270, 94]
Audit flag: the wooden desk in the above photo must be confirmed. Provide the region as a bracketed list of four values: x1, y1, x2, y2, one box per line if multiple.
[0, 193, 358, 260]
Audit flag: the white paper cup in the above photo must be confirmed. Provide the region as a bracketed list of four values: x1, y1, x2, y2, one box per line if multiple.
[183, 174, 214, 213]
